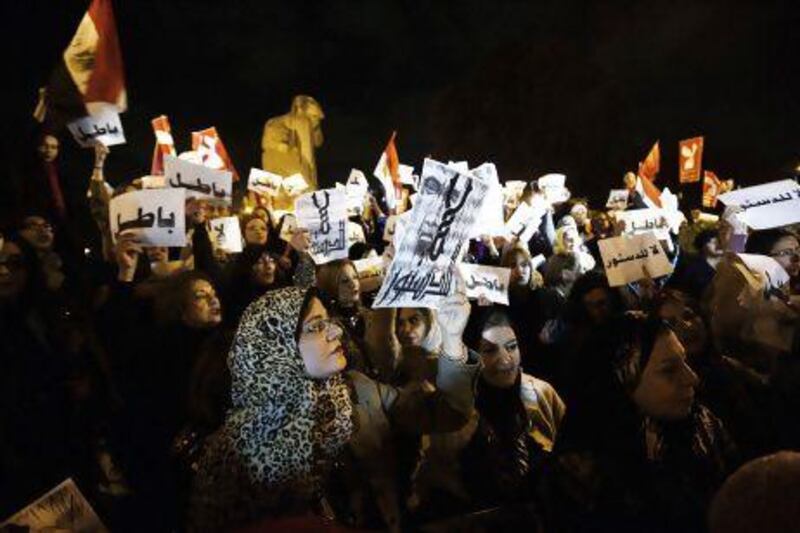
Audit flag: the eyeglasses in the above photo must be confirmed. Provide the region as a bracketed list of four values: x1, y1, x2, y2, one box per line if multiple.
[301, 317, 343, 336]
[770, 246, 800, 259]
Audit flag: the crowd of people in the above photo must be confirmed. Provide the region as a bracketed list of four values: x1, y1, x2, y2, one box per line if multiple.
[2, 130, 800, 532]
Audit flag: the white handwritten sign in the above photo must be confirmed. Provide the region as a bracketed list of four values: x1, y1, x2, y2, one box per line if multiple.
[209, 216, 243, 253]
[737, 253, 791, 290]
[373, 158, 489, 308]
[347, 221, 366, 245]
[295, 188, 349, 264]
[505, 200, 546, 243]
[278, 213, 298, 242]
[606, 189, 629, 210]
[399, 164, 416, 187]
[165, 155, 232, 205]
[504, 180, 527, 199]
[1, 478, 108, 532]
[617, 208, 670, 240]
[458, 263, 511, 305]
[353, 254, 385, 293]
[470, 162, 506, 237]
[281, 173, 309, 197]
[247, 168, 282, 197]
[109, 188, 186, 247]
[140, 175, 167, 189]
[598, 232, 673, 287]
[67, 108, 125, 148]
[538, 173, 570, 204]
[718, 179, 800, 230]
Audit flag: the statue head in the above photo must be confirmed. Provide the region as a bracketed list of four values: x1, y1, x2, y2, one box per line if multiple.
[291, 95, 325, 128]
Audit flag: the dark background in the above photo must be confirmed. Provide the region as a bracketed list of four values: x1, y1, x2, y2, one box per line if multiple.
[3, 0, 800, 208]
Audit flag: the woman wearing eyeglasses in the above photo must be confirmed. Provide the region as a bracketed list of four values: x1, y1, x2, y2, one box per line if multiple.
[187, 286, 476, 532]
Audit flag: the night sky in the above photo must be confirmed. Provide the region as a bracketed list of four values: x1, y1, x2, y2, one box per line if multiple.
[4, 0, 800, 206]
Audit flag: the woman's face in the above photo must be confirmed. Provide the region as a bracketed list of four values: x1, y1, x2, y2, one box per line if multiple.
[298, 297, 347, 379]
[252, 253, 277, 286]
[582, 287, 611, 324]
[337, 264, 360, 307]
[396, 308, 429, 347]
[479, 324, 521, 389]
[769, 236, 800, 278]
[20, 216, 54, 251]
[244, 218, 268, 246]
[0, 241, 27, 303]
[38, 135, 59, 163]
[146, 246, 168, 263]
[509, 253, 531, 287]
[182, 279, 222, 328]
[658, 300, 709, 357]
[632, 330, 699, 420]
[562, 228, 580, 251]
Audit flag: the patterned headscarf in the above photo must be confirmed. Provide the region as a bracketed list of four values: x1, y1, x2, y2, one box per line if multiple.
[189, 287, 354, 531]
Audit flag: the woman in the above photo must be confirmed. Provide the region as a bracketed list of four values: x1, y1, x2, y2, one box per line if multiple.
[500, 245, 561, 375]
[315, 259, 373, 373]
[412, 306, 564, 520]
[745, 228, 800, 292]
[654, 289, 773, 460]
[98, 236, 230, 530]
[188, 287, 475, 531]
[226, 247, 288, 324]
[553, 224, 596, 273]
[542, 317, 737, 532]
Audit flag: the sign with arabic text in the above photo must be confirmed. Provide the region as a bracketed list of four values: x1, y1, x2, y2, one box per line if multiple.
[717, 179, 800, 230]
[209, 216, 243, 253]
[165, 155, 232, 204]
[598, 232, 673, 287]
[295, 188, 349, 264]
[109, 186, 186, 247]
[458, 263, 511, 305]
[67, 108, 125, 148]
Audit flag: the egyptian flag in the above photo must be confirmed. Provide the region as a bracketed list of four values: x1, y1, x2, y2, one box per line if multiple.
[702, 170, 722, 208]
[373, 131, 402, 210]
[636, 175, 663, 208]
[638, 141, 660, 182]
[34, 0, 126, 128]
[191, 127, 240, 181]
[150, 115, 176, 175]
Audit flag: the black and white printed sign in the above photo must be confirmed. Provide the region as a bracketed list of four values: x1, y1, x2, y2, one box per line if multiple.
[373, 158, 490, 308]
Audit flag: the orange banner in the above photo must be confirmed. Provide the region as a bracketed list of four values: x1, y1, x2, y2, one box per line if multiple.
[679, 136, 704, 183]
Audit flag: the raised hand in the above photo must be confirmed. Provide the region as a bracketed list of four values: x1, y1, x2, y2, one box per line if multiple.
[438, 291, 471, 360]
[115, 233, 142, 282]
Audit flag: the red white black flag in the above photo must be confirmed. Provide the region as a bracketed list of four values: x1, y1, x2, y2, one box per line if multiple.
[34, 0, 126, 128]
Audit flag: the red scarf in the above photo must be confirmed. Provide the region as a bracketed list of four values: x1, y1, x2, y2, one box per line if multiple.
[44, 161, 67, 218]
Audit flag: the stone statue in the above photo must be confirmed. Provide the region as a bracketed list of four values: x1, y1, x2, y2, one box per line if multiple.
[261, 95, 324, 190]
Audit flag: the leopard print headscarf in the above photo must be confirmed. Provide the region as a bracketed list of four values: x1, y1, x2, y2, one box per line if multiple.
[189, 287, 354, 531]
